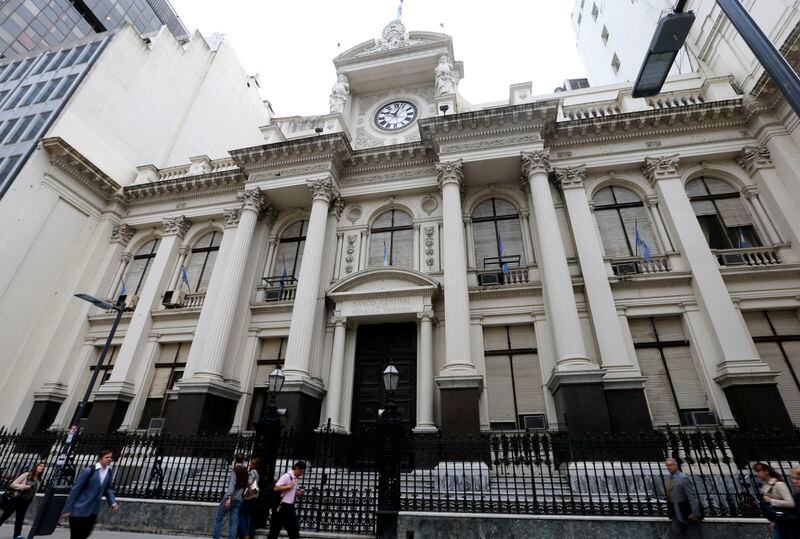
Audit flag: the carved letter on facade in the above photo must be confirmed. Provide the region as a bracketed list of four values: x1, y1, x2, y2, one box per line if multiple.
[110, 223, 135, 245]
[736, 145, 772, 175]
[307, 178, 340, 203]
[435, 159, 464, 192]
[162, 215, 192, 238]
[520, 149, 552, 192]
[641, 155, 680, 185]
[553, 165, 587, 190]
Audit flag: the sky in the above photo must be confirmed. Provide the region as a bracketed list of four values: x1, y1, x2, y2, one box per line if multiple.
[169, 1, 586, 117]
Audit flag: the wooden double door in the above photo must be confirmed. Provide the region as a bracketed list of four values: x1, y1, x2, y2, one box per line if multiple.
[351, 322, 416, 432]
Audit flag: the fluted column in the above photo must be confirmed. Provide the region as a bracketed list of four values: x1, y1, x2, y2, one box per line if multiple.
[168, 246, 190, 292]
[413, 224, 420, 271]
[519, 210, 535, 264]
[645, 195, 673, 253]
[324, 314, 347, 430]
[436, 160, 476, 376]
[463, 217, 476, 268]
[415, 309, 436, 432]
[738, 147, 794, 246]
[195, 189, 269, 380]
[284, 178, 339, 380]
[521, 151, 592, 371]
[105, 224, 135, 299]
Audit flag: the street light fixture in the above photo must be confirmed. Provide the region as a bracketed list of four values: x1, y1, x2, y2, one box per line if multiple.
[27, 293, 125, 538]
[382, 363, 400, 393]
[267, 366, 286, 395]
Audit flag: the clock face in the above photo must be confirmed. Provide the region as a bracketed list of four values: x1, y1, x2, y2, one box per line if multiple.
[374, 101, 418, 131]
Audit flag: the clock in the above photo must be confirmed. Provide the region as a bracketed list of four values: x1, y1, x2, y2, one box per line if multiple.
[374, 100, 418, 131]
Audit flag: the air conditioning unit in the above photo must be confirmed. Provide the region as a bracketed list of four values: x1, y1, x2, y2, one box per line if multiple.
[263, 288, 283, 302]
[478, 272, 501, 286]
[161, 290, 185, 307]
[690, 410, 718, 427]
[719, 253, 747, 266]
[522, 414, 547, 431]
[124, 293, 139, 310]
[148, 417, 165, 432]
[613, 262, 639, 276]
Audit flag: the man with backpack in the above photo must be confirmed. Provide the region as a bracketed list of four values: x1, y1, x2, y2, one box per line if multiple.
[266, 461, 306, 539]
[62, 449, 118, 539]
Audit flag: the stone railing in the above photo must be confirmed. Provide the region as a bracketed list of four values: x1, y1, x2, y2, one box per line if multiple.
[562, 101, 622, 120]
[179, 292, 206, 308]
[476, 268, 530, 287]
[714, 246, 781, 267]
[646, 91, 704, 109]
[611, 255, 671, 276]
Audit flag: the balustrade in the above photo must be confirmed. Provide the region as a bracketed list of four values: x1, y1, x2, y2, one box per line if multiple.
[714, 246, 781, 267]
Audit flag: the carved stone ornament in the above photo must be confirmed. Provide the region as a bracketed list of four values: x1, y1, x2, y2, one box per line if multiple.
[330, 195, 345, 218]
[553, 165, 587, 190]
[424, 226, 435, 268]
[345, 234, 356, 274]
[223, 208, 242, 228]
[435, 160, 464, 192]
[120, 251, 134, 264]
[520, 150, 552, 192]
[329, 73, 350, 114]
[238, 187, 267, 213]
[307, 178, 340, 203]
[161, 215, 191, 238]
[110, 223, 135, 245]
[641, 155, 680, 185]
[736, 145, 772, 175]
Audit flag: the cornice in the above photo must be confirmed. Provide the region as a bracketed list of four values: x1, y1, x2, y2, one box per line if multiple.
[42, 137, 123, 203]
[610, 272, 693, 290]
[123, 169, 244, 205]
[229, 132, 352, 175]
[720, 265, 800, 283]
[468, 283, 542, 300]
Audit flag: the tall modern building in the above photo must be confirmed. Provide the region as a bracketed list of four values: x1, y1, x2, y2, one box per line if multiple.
[0, 0, 190, 58]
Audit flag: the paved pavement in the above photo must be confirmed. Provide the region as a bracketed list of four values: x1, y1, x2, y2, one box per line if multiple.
[1, 524, 207, 538]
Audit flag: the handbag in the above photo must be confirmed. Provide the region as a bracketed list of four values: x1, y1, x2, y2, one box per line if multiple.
[760, 484, 800, 523]
[243, 478, 260, 500]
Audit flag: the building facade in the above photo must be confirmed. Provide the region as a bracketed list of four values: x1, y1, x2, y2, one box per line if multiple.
[2, 16, 800, 438]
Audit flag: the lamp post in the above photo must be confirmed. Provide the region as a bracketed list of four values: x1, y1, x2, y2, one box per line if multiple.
[377, 362, 403, 539]
[632, 0, 800, 119]
[253, 365, 285, 530]
[27, 293, 125, 538]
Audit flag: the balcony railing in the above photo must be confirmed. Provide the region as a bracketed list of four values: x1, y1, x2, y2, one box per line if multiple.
[259, 275, 298, 302]
[714, 246, 781, 267]
[476, 255, 529, 286]
[611, 255, 671, 276]
[179, 292, 206, 308]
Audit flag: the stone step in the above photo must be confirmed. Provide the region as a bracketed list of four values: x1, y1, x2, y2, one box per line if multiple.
[254, 529, 373, 539]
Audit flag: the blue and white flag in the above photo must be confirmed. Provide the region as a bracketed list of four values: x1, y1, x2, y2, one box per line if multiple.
[737, 226, 749, 249]
[635, 221, 652, 262]
[383, 241, 389, 267]
[396, 0, 403, 20]
[279, 259, 288, 292]
[119, 279, 128, 297]
[499, 239, 510, 274]
[180, 265, 191, 290]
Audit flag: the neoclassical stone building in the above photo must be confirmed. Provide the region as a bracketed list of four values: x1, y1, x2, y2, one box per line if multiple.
[5, 18, 800, 436]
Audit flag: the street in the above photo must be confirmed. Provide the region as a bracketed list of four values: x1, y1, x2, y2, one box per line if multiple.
[1, 525, 208, 538]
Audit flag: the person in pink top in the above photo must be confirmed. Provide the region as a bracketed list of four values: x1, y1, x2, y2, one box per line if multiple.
[266, 461, 306, 539]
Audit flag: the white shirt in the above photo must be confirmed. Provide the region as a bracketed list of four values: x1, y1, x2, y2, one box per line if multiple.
[95, 463, 109, 485]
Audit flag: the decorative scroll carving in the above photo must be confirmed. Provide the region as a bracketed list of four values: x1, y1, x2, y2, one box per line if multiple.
[307, 178, 340, 203]
[110, 223, 135, 245]
[520, 149, 551, 192]
[553, 165, 587, 190]
[737, 145, 772, 175]
[641, 155, 680, 185]
[162, 215, 191, 238]
[435, 160, 464, 192]
[223, 208, 242, 228]
[238, 187, 267, 213]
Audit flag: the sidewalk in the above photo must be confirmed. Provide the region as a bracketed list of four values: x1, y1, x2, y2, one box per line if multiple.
[1, 524, 208, 538]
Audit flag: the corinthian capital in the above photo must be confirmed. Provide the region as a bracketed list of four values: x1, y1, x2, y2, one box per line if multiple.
[307, 178, 340, 203]
[110, 223, 135, 246]
[520, 150, 551, 192]
[435, 159, 464, 192]
[162, 215, 191, 238]
[239, 187, 267, 213]
[641, 155, 680, 185]
[736, 145, 772, 176]
[553, 165, 587, 190]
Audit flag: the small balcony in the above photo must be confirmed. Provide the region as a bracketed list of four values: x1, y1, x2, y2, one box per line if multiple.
[476, 255, 530, 287]
[611, 255, 672, 276]
[714, 246, 781, 267]
[161, 290, 206, 309]
[258, 276, 298, 302]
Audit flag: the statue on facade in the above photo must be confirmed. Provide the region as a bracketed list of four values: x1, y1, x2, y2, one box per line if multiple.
[435, 54, 457, 96]
[329, 73, 350, 114]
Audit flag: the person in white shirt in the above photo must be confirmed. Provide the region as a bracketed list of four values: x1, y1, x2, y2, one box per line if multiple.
[62, 449, 118, 539]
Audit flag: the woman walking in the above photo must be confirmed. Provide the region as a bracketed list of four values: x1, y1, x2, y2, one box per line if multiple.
[214, 454, 248, 539]
[237, 456, 261, 539]
[755, 462, 797, 538]
[0, 462, 45, 539]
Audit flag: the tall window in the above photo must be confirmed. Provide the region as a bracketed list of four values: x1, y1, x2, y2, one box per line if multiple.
[139, 343, 189, 428]
[630, 317, 710, 426]
[248, 337, 287, 430]
[369, 209, 413, 267]
[123, 239, 160, 295]
[744, 310, 800, 423]
[593, 186, 659, 259]
[185, 231, 221, 293]
[483, 325, 543, 431]
[685, 177, 760, 249]
[472, 198, 525, 269]
[272, 221, 308, 278]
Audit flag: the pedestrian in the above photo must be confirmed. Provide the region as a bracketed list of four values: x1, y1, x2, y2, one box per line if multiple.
[237, 456, 261, 539]
[787, 468, 800, 538]
[266, 461, 306, 539]
[755, 462, 797, 538]
[213, 453, 248, 539]
[0, 461, 45, 539]
[665, 457, 703, 538]
[61, 448, 118, 539]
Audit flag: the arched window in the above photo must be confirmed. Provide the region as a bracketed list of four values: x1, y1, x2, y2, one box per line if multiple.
[123, 238, 160, 295]
[272, 220, 308, 278]
[369, 209, 413, 267]
[685, 177, 760, 249]
[593, 186, 659, 259]
[472, 198, 525, 268]
[184, 231, 221, 293]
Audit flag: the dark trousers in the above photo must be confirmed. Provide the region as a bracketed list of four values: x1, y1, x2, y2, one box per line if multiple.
[0, 498, 31, 537]
[69, 514, 98, 539]
[267, 503, 299, 539]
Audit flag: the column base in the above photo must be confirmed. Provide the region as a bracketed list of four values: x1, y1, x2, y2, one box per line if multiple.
[23, 400, 63, 433]
[435, 375, 482, 437]
[548, 369, 612, 434]
[603, 379, 653, 435]
[276, 379, 325, 434]
[164, 391, 239, 433]
[84, 398, 130, 433]
[722, 383, 792, 430]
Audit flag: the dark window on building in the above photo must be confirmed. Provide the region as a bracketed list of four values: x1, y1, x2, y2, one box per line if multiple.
[185, 231, 221, 293]
[369, 209, 413, 268]
[123, 238, 160, 295]
[138, 342, 189, 429]
[51, 73, 77, 100]
[4, 85, 31, 110]
[5, 114, 34, 143]
[472, 198, 526, 268]
[272, 220, 308, 278]
[686, 177, 759, 249]
[248, 337, 287, 430]
[593, 185, 659, 259]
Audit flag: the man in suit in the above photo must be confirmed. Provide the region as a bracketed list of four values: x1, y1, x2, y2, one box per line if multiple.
[665, 457, 703, 538]
[62, 448, 119, 539]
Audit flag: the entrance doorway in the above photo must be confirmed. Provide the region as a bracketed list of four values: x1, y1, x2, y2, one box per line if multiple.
[351, 322, 416, 432]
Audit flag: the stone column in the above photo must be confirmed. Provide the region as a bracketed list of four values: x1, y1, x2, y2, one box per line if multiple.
[463, 217, 476, 269]
[105, 224, 135, 299]
[645, 195, 673, 253]
[521, 150, 609, 434]
[643, 155, 790, 430]
[555, 165, 651, 434]
[333, 232, 344, 279]
[519, 210, 535, 264]
[415, 309, 437, 433]
[86, 216, 190, 433]
[167, 246, 190, 293]
[280, 178, 339, 433]
[359, 230, 368, 270]
[433, 160, 482, 437]
[738, 147, 795, 246]
[413, 224, 420, 271]
[324, 313, 347, 431]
